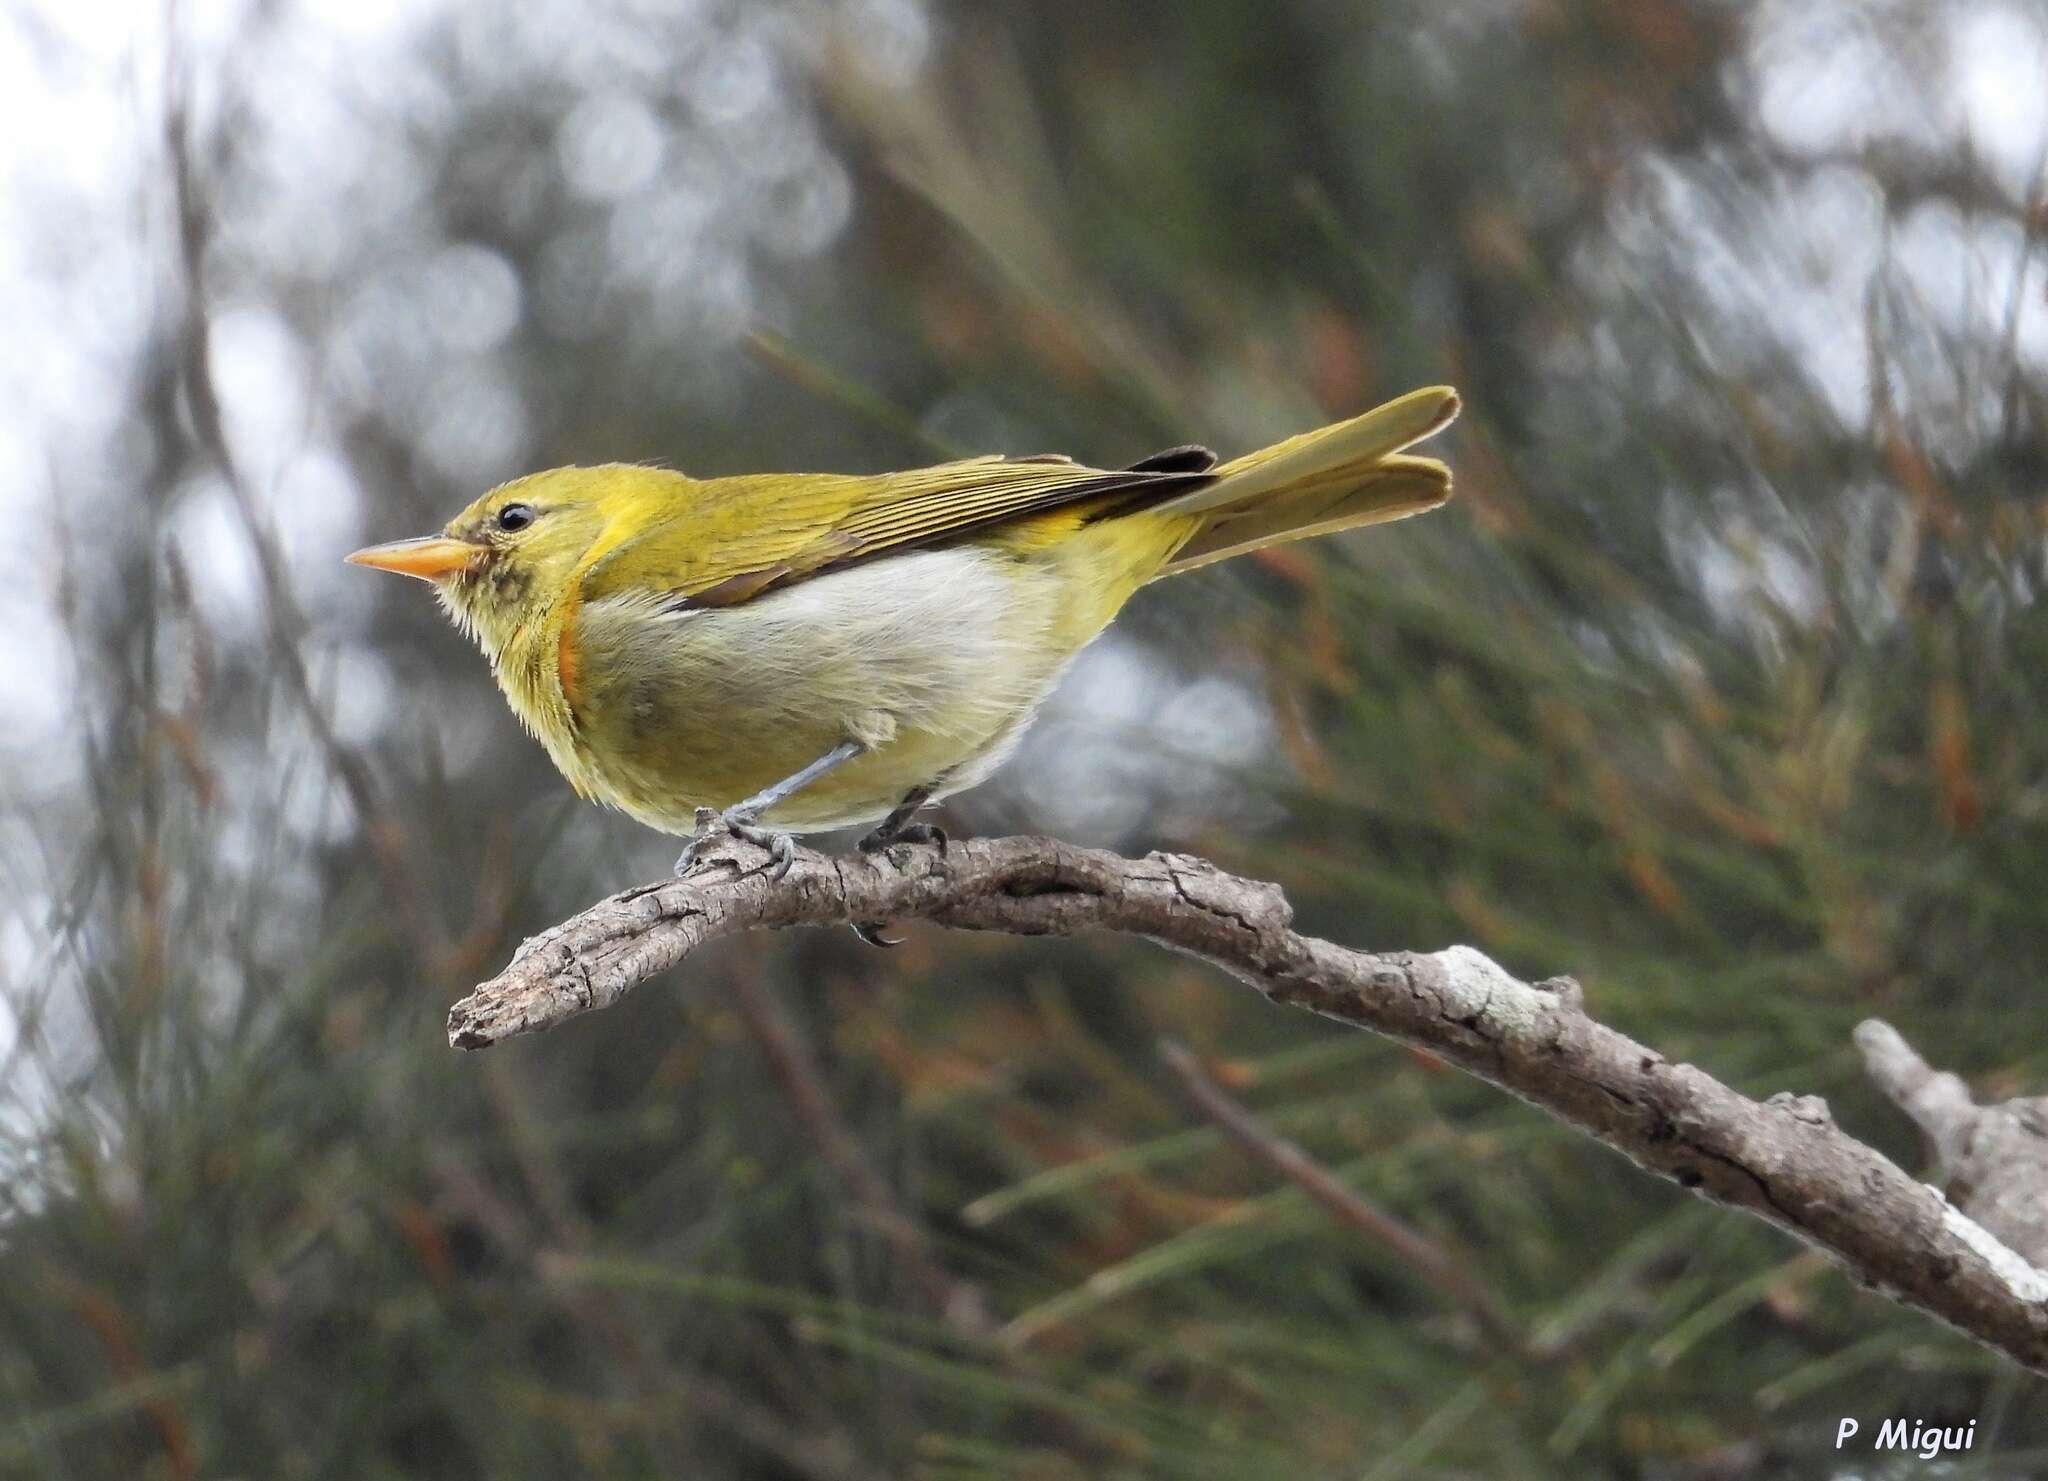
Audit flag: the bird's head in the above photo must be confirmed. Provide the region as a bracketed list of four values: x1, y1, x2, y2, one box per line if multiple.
[346, 467, 630, 657]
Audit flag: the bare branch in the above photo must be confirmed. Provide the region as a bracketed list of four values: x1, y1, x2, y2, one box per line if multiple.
[450, 833, 2048, 1376]
[1856, 1020, 1982, 1172]
[1858, 1019, 2048, 1268]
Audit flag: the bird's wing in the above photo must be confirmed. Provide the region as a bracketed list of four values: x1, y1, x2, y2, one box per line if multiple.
[578, 453, 1215, 610]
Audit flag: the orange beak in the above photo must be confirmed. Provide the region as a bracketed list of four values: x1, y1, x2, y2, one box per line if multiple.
[344, 535, 485, 582]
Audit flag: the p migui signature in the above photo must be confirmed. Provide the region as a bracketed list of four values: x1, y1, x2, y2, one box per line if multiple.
[1836, 1417, 1975, 1459]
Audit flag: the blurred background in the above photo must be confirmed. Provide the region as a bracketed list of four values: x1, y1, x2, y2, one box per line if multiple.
[4, 0, 2047, 1474]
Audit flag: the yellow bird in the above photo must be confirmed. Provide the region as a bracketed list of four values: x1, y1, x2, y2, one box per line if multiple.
[348, 385, 1458, 936]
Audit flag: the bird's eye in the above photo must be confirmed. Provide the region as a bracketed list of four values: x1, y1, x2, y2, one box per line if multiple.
[496, 503, 536, 532]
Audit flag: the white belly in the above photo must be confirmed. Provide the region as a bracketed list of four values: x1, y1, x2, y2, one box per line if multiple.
[569, 546, 1099, 831]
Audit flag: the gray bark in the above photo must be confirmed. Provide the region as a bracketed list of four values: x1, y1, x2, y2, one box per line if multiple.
[448, 833, 2048, 1376]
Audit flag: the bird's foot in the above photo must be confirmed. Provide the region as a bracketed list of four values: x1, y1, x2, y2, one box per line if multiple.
[858, 819, 948, 855]
[675, 806, 797, 881]
[851, 817, 948, 945]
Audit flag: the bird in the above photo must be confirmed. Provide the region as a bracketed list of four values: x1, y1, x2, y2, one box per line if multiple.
[348, 385, 1458, 941]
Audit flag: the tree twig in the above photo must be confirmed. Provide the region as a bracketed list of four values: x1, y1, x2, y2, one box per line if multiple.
[1857, 1019, 2048, 1268]
[447, 832, 2048, 1377]
[1156, 1037, 1525, 1355]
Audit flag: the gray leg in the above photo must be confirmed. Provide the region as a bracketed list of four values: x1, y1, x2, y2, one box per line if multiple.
[734, 740, 867, 817]
[675, 739, 866, 881]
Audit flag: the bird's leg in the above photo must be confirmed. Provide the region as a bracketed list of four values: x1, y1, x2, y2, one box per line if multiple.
[674, 739, 866, 881]
[851, 782, 948, 948]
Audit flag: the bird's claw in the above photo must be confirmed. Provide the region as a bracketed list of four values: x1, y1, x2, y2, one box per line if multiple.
[850, 818, 946, 946]
[674, 807, 796, 880]
[897, 822, 948, 852]
[859, 820, 948, 855]
[850, 920, 903, 948]
[731, 816, 797, 880]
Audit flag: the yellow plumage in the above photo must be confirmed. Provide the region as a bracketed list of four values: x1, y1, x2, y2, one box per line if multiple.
[347, 386, 1458, 844]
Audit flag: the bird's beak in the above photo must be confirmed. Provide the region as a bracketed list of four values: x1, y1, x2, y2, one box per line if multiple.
[344, 535, 485, 582]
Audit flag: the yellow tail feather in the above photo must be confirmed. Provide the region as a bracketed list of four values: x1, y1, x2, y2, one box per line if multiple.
[1148, 385, 1459, 580]
[1158, 454, 1450, 576]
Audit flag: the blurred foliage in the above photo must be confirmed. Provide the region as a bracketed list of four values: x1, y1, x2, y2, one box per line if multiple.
[5, 0, 2048, 1476]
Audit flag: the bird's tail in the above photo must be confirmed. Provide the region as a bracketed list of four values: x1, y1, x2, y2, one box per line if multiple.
[1147, 385, 1459, 579]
